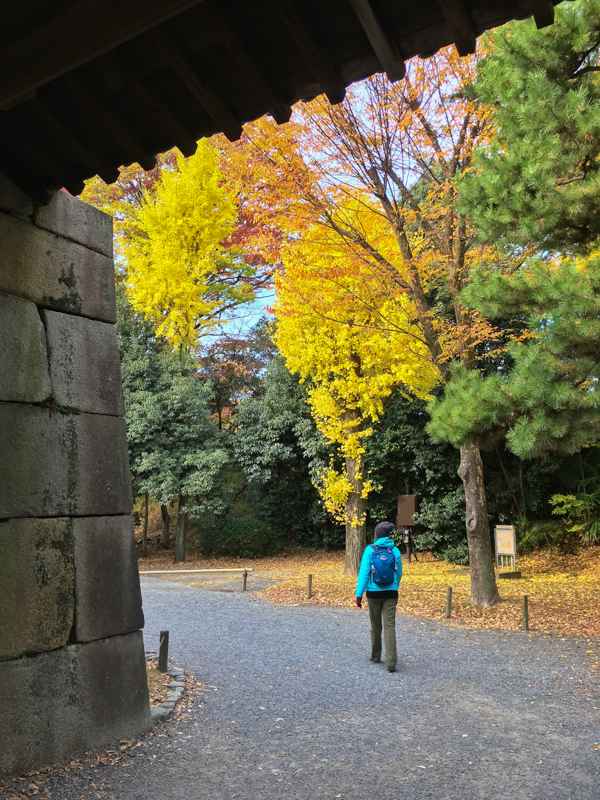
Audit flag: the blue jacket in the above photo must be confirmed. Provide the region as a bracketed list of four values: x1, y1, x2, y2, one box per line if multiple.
[355, 537, 402, 597]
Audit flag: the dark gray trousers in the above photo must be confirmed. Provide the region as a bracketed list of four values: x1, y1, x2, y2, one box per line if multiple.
[367, 596, 398, 668]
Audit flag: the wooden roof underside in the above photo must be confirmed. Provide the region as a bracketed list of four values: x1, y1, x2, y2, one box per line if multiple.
[0, 0, 561, 204]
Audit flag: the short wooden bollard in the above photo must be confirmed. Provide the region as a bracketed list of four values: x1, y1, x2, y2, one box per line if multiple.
[445, 586, 452, 619]
[307, 574, 313, 599]
[242, 569, 248, 592]
[158, 630, 169, 673]
[522, 595, 529, 631]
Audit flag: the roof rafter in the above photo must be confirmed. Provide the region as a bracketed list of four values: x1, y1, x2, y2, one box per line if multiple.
[530, 0, 555, 28]
[0, 0, 207, 110]
[30, 97, 120, 185]
[349, 0, 405, 82]
[0, 151, 55, 205]
[107, 51, 198, 157]
[64, 72, 157, 171]
[437, 0, 476, 56]
[0, 113, 82, 195]
[150, 27, 243, 142]
[273, 0, 345, 105]
[207, 1, 291, 124]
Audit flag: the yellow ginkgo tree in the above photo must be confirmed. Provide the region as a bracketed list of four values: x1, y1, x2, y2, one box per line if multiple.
[83, 139, 265, 351]
[122, 140, 258, 349]
[274, 228, 437, 574]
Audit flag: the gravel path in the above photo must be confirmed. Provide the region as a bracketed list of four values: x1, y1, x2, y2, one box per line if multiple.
[44, 577, 599, 800]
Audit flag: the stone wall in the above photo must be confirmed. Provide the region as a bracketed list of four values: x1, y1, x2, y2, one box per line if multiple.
[0, 175, 150, 780]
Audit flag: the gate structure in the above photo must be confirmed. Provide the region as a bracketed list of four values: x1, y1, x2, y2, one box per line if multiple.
[0, 181, 149, 778]
[0, 0, 560, 780]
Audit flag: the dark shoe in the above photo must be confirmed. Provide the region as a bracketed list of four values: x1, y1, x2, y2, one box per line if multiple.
[387, 666, 396, 673]
[370, 658, 381, 664]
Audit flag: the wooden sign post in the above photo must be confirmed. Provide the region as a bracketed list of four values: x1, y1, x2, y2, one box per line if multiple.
[494, 525, 517, 571]
[397, 495, 417, 562]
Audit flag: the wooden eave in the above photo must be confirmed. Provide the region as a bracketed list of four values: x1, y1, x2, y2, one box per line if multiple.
[0, 0, 562, 203]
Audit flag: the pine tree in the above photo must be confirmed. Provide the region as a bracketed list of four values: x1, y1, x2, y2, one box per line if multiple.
[428, 258, 600, 458]
[430, 2, 600, 462]
[462, 0, 600, 254]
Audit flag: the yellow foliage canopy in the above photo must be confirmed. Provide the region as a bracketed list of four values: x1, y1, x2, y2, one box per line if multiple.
[121, 141, 252, 348]
[222, 46, 518, 384]
[274, 227, 438, 521]
[83, 140, 263, 350]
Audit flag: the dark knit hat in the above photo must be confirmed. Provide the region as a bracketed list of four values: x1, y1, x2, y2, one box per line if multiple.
[374, 521, 395, 539]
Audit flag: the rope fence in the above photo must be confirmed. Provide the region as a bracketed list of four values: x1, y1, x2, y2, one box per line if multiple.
[302, 574, 534, 630]
[139, 567, 253, 591]
[140, 570, 533, 631]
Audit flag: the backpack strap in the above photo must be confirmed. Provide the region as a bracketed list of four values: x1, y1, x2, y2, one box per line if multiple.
[368, 545, 377, 586]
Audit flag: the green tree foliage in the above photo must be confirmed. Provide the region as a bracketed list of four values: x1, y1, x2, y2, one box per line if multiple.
[463, 0, 600, 254]
[365, 392, 468, 561]
[117, 287, 229, 560]
[233, 356, 342, 548]
[428, 260, 600, 458]
[369, 392, 575, 561]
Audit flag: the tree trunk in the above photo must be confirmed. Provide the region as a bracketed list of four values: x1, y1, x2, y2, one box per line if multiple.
[458, 444, 501, 607]
[519, 467, 527, 518]
[174, 495, 188, 563]
[494, 443, 520, 516]
[344, 452, 367, 576]
[141, 491, 149, 558]
[160, 504, 170, 548]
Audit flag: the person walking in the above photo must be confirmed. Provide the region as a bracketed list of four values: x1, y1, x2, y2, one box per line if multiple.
[355, 521, 402, 672]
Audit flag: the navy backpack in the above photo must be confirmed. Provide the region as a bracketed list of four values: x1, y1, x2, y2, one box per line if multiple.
[370, 545, 396, 587]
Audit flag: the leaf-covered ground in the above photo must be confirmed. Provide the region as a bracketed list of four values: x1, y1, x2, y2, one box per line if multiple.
[146, 663, 171, 708]
[138, 547, 600, 638]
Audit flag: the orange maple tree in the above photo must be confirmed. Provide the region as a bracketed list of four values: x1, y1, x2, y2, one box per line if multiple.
[223, 46, 516, 606]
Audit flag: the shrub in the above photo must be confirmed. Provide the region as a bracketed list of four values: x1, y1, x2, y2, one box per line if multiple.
[551, 492, 600, 543]
[192, 515, 286, 557]
[516, 519, 573, 554]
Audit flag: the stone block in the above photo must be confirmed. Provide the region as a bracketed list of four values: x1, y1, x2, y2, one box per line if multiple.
[0, 632, 151, 780]
[151, 706, 171, 724]
[0, 291, 51, 403]
[0, 404, 132, 518]
[73, 516, 144, 642]
[34, 190, 113, 259]
[496, 570, 522, 580]
[0, 518, 74, 661]
[42, 310, 124, 415]
[0, 171, 34, 216]
[77, 633, 151, 743]
[0, 211, 116, 323]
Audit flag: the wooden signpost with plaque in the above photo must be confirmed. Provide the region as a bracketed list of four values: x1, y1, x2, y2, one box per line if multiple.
[397, 494, 417, 563]
[494, 524, 521, 578]
[494, 525, 516, 571]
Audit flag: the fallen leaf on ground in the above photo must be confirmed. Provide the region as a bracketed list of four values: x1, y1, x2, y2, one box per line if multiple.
[138, 548, 600, 636]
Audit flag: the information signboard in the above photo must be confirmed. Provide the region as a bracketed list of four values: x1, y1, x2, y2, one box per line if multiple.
[396, 495, 417, 527]
[494, 525, 516, 570]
